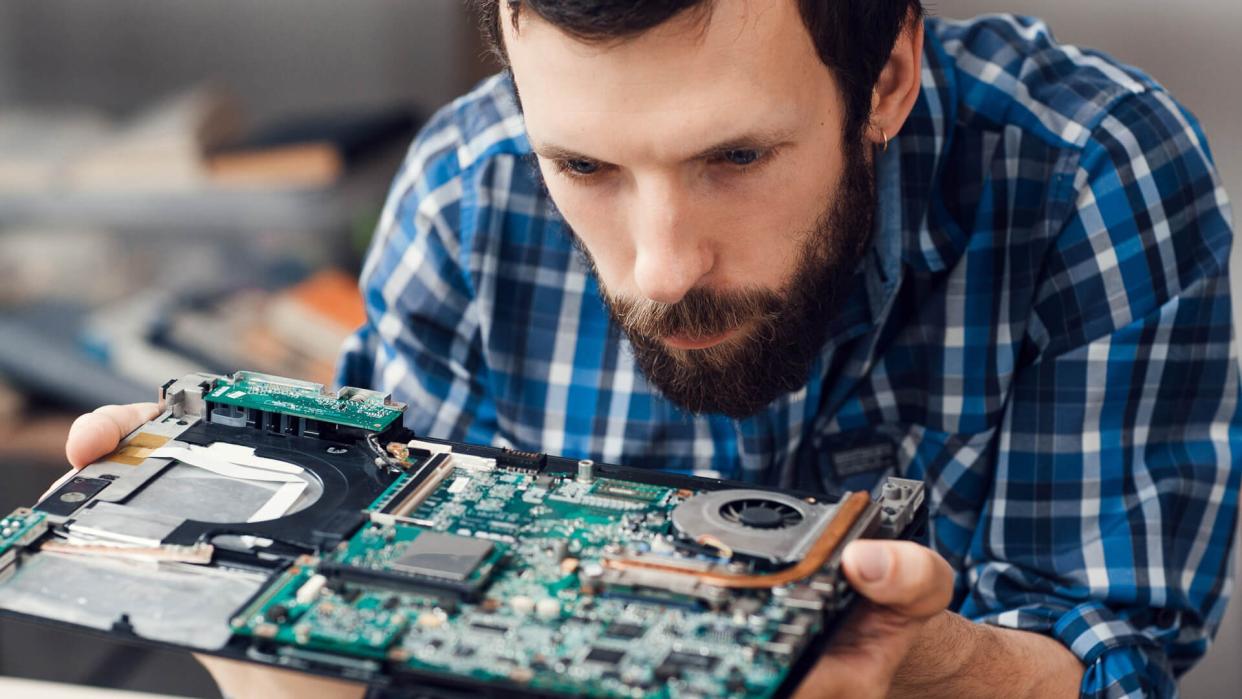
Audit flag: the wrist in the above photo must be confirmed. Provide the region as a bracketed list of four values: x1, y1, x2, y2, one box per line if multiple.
[890, 611, 982, 694]
[889, 613, 1083, 699]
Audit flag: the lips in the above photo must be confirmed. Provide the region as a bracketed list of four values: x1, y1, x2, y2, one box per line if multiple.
[661, 327, 738, 351]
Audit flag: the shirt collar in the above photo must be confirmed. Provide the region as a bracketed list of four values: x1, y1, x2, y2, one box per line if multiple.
[891, 20, 963, 275]
[847, 19, 963, 329]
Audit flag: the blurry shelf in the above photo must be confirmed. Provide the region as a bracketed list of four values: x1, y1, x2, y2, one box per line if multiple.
[0, 303, 149, 410]
[0, 188, 348, 233]
[0, 147, 403, 235]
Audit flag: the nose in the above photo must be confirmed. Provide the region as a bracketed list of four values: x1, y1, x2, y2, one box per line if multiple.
[630, 179, 713, 305]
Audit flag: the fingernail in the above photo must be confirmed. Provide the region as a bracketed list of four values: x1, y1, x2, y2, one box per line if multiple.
[851, 543, 890, 583]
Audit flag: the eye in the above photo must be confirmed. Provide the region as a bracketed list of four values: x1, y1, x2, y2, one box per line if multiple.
[559, 158, 601, 176]
[721, 148, 760, 166]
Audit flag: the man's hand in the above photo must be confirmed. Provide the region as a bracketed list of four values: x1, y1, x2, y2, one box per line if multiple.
[792, 540, 953, 699]
[65, 402, 162, 469]
[59, 403, 367, 699]
[795, 540, 1082, 699]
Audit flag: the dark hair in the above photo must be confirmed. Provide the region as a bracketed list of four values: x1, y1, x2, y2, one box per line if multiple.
[470, 0, 923, 139]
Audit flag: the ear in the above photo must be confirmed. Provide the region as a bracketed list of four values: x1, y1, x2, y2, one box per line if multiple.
[866, 10, 924, 149]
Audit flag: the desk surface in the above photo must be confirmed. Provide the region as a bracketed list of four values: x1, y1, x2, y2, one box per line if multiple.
[0, 677, 182, 699]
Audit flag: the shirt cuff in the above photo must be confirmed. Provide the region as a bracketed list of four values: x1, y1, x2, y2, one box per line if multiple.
[979, 599, 1176, 698]
[1049, 601, 1176, 698]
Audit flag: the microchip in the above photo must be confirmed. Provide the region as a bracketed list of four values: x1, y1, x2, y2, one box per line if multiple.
[604, 622, 645, 640]
[585, 647, 626, 666]
[389, 531, 493, 581]
[590, 480, 665, 503]
[469, 620, 510, 634]
[664, 651, 718, 671]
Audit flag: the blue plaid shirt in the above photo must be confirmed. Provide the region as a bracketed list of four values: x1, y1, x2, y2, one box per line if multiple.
[339, 14, 1241, 698]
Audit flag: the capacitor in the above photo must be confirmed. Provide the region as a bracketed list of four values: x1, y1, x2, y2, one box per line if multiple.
[511, 595, 535, 615]
[418, 610, 445, 628]
[649, 537, 674, 554]
[294, 574, 327, 605]
[576, 459, 596, 483]
[266, 604, 291, 624]
[536, 598, 561, 620]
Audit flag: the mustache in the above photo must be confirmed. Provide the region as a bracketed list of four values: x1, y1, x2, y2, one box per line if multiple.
[606, 286, 781, 339]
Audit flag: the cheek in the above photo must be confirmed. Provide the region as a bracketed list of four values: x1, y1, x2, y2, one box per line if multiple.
[705, 164, 838, 288]
[540, 169, 636, 291]
[709, 198, 804, 287]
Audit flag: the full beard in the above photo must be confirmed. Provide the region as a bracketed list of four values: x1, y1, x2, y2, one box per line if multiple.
[572, 139, 876, 419]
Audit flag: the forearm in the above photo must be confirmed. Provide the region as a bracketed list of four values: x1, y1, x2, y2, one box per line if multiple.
[891, 611, 1083, 699]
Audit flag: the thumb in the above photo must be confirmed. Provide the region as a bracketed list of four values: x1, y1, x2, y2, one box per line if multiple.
[65, 402, 161, 469]
[841, 540, 954, 619]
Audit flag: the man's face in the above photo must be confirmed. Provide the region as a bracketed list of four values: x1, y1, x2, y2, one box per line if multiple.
[502, 0, 876, 418]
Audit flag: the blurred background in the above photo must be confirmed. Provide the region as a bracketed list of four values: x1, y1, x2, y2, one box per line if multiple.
[0, 1, 1237, 697]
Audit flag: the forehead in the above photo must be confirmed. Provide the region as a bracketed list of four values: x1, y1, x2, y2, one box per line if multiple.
[501, 0, 837, 160]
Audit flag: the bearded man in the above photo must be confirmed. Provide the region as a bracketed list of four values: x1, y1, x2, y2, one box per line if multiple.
[65, 2, 1240, 697]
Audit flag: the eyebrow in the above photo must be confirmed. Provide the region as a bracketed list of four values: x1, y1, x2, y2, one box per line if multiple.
[530, 126, 797, 164]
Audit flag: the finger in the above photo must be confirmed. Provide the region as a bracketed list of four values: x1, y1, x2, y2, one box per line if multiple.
[841, 540, 954, 618]
[65, 402, 161, 469]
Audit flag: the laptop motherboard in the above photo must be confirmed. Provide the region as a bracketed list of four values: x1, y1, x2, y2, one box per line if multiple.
[0, 371, 924, 698]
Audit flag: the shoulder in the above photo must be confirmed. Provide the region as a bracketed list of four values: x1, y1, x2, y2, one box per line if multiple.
[911, 14, 1182, 274]
[929, 14, 1163, 149]
[368, 73, 539, 277]
[927, 13, 1226, 252]
[1033, 87, 1231, 351]
[389, 73, 530, 199]
[923, 16, 1231, 349]
[427, 72, 531, 170]
[358, 74, 532, 313]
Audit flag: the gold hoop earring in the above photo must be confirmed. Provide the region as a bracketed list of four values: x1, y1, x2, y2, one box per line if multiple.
[880, 128, 890, 152]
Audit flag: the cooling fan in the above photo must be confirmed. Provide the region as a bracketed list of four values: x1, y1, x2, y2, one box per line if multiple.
[719, 497, 804, 529]
[670, 489, 840, 565]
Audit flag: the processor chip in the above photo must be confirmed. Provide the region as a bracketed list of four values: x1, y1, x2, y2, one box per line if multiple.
[390, 532, 493, 581]
[585, 647, 626, 666]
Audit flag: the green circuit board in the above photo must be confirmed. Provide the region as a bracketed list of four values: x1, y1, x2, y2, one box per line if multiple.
[0, 509, 47, 562]
[232, 464, 810, 698]
[205, 371, 403, 432]
[0, 371, 923, 699]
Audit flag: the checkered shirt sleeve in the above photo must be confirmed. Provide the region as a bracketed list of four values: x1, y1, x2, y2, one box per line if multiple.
[957, 90, 1239, 697]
